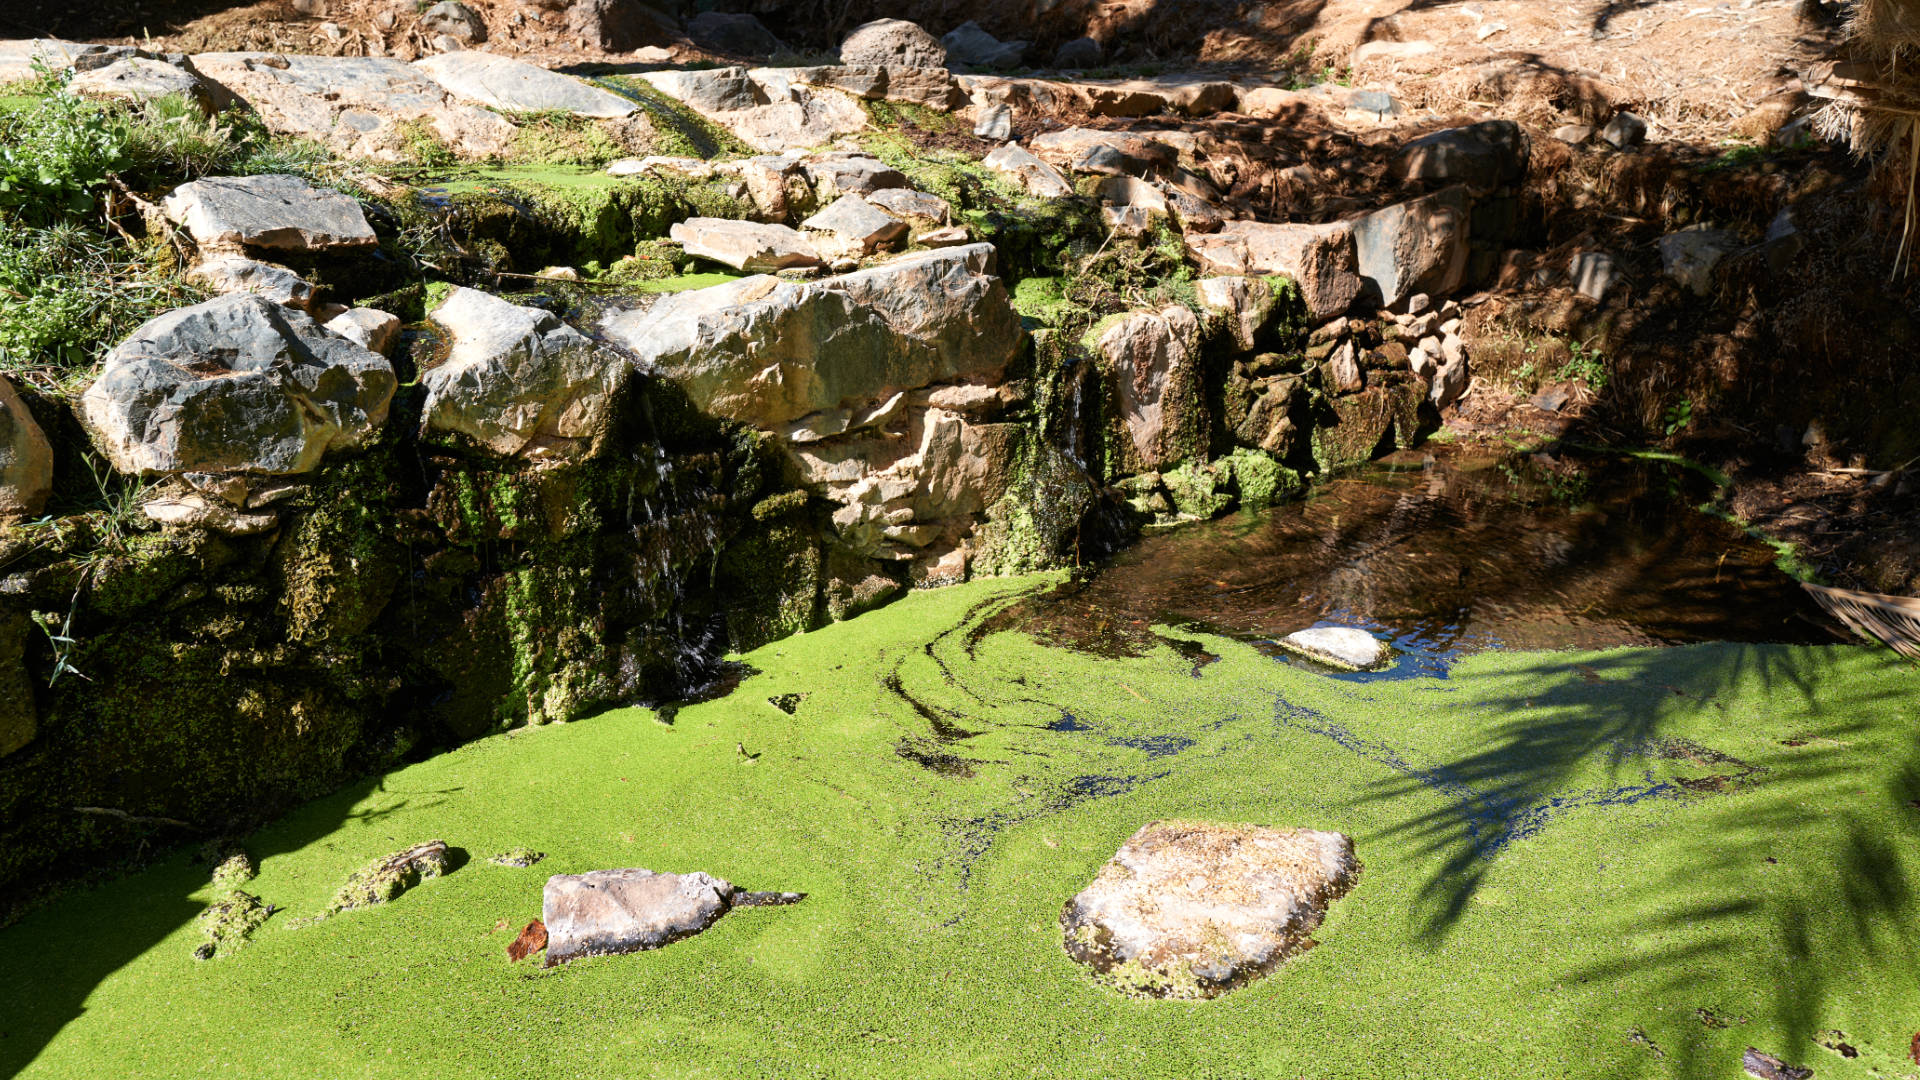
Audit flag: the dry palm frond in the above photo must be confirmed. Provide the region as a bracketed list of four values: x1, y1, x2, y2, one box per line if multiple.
[1811, 0, 1920, 277]
[1804, 583, 1920, 659]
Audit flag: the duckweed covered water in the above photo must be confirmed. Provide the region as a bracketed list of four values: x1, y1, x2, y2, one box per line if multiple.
[1, 574, 1915, 1079]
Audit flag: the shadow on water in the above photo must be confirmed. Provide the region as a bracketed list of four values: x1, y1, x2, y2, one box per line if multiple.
[989, 445, 1845, 670]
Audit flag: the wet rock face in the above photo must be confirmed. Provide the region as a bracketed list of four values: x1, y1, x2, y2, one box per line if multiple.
[1098, 305, 1206, 475]
[1062, 821, 1361, 998]
[163, 174, 377, 255]
[840, 18, 946, 69]
[543, 868, 736, 965]
[80, 293, 396, 477]
[422, 287, 624, 459]
[0, 374, 53, 522]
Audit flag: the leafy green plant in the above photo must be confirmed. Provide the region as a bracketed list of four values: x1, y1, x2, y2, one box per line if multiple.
[1662, 399, 1694, 437]
[1557, 340, 1609, 392]
[0, 222, 197, 387]
[0, 84, 127, 221]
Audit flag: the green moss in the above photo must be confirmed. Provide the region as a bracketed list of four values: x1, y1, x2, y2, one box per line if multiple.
[1217, 447, 1301, 510]
[504, 111, 626, 168]
[594, 77, 753, 160]
[314, 841, 450, 920]
[193, 890, 268, 960]
[2, 579, 1915, 1077]
[1160, 459, 1232, 520]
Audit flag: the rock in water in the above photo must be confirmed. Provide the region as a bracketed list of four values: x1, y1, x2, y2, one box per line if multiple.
[422, 287, 622, 458]
[1062, 821, 1360, 998]
[80, 293, 395, 477]
[162, 174, 377, 255]
[1282, 626, 1389, 669]
[0, 373, 54, 522]
[840, 18, 945, 68]
[317, 840, 451, 918]
[543, 868, 736, 965]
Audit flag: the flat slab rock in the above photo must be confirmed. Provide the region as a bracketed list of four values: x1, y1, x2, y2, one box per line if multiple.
[1283, 626, 1389, 670]
[542, 868, 809, 965]
[1063, 821, 1360, 998]
[413, 52, 636, 119]
[163, 174, 376, 254]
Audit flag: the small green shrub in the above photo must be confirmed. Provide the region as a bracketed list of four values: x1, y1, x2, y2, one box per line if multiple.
[0, 87, 126, 221]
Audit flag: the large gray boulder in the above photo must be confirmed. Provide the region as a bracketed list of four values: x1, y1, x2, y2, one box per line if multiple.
[1351, 186, 1472, 310]
[413, 52, 636, 118]
[0, 374, 53, 522]
[543, 869, 732, 965]
[669, 218, 824, 272]
[163, 174, 377, 255]
[1062, 821, 1361, 998]
[840, 19, 946, 68]
[601, 244, 1020, 433]
[80, 293, 395, 477]
[638, 67, 763, 114]
[422, 287, 622, 458]
[1187, 220, 1360, 322]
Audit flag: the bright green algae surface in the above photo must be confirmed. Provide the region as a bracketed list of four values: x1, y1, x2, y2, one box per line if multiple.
[4, 576, 1918, 1078]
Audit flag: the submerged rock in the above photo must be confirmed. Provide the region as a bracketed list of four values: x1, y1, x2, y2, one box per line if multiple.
[0, 373, 53, 522]
[163, 174, 377, 255]
[422, 287, 622, 459]
[318, 840, 451, 919]
[1282, 626, 1388, 669]
[543, 868, 736, 965]
[80, 293, 396, 477]
[1062, 820, 1361, 998]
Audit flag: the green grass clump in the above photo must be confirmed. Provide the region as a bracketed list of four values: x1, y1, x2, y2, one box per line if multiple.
[0, 577, 1914, 1078]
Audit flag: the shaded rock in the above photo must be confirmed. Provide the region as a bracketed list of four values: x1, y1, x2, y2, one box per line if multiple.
[1195, 275, 1277, 353]
[602, 245, 1018, 432]
[1187, 220, 1360, 322]
[973, 102, 1012, 141]
[802, 155, 907, 198]
[687, 12, 782, 57]
[1052, 36, 1103, 68]
[1098, 306, 1205, 473]
[1569, 250, 1619, 301]
[419, 1, 486, 44]
[1395, 120, 1526, 190]
[802, 194, 908, 255]
[982, 143, 1072, 198]
[544, 868, 734, 965]
[569, 0, 675, 52]
[0, 373, 55, 522]
[190, 52, 513, 160]
[1283, 626, 1387, 669]
[1428, 351, 1469, 410]
[70, 56, 219, 114]
[866, 187, 950, 224]
[1084, 76, 1236, 118]
[324, 308, 402, 356]
[163, 174, 375, 255]
[185, 256, 314, 310]
[841, 18, 945, 68]
[1551, 123, 1593, 144]
[0, 612, 31, 757]
[669, 218, 824, 272]
[638, 66, 762, 113]
[1602, 111, 1648, 150]
[1658, 226, 1740, 297]
[1351, 186, 1472, 309]
[414, 52, 635, 118]
[423, 287, 621, 458]
[142, 492, 280, 536]
[1061, 820, 1360, 998]
[1328, 338, 1364, 393]
[81, 293, 395, 477]
[943, 21, 1027, 69]
[1765, 206, 1804, 274]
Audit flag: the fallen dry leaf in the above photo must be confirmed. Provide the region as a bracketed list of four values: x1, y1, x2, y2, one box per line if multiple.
[1909, 1030, 1919, 1065]
[507, 919, 547, 963]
